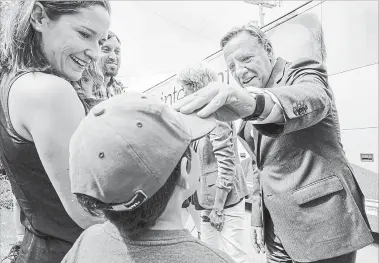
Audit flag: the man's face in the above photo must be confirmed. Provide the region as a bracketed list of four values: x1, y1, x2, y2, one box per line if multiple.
[223, 32, 273, 89]
[100, 36, 121, 77]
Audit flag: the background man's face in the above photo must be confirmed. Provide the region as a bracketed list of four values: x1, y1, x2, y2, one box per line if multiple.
[100, 36, 121, 77]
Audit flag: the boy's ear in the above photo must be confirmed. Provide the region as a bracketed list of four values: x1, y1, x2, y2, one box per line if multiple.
[177, 157, 189, 189]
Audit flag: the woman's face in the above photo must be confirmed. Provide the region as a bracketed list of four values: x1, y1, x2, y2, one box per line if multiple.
[34, 5, 110, 81]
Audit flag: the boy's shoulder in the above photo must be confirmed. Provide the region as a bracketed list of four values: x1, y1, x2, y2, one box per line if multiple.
[62, 222, 126, 263]
[126, 229, 234, 263]
[63, 225, 234, 263]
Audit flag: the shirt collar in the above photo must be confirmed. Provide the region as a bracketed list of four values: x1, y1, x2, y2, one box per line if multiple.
[107, 77, 115, 87]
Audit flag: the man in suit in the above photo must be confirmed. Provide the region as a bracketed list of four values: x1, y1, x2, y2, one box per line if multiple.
[174, 24, 373, 263]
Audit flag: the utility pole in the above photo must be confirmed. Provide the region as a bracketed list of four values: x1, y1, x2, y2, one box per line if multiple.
[244, 1, 282, 28]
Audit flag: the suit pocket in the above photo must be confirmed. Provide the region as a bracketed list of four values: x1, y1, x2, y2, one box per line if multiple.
[198, 172, 218, 209]
[293, 175, 343, 205]
[204, 171, 217, 187]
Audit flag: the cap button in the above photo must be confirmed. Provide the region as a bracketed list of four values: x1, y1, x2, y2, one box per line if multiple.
[93, 107, 106, 117]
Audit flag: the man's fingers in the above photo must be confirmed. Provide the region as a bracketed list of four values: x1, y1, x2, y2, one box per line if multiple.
[172, 93, 196, 111]
[251, 227, 265, 253]
[252, 242, 260, 254]
[178, 96, 203, 114]
[180, 94, 212, 115]
[250, 229, 259, 253]
[173, 85, 217, 114]
[256, 228, 265, 252]
[209, 215, 224, 231]
[197, 91, 228, 118]
[256, 227, 263, 244]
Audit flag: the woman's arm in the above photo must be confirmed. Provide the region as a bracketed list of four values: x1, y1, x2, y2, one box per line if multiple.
[9, 72, 105, 229]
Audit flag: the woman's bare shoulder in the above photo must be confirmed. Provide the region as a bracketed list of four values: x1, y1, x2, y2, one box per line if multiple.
[10, 72, 86, 114]
[13, 72, 77, 98]
[10, 72, 85, 123]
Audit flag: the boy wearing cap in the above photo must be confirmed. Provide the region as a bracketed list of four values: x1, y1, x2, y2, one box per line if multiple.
[62, 92, 235, 263]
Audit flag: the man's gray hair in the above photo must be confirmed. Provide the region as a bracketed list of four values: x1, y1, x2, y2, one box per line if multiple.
[177, 62, 218, 92]
[220, 23, 273, 51]
[220, 21, 326, 62]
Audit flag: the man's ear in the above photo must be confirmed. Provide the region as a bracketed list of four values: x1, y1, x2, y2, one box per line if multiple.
[177, 157, 190, 190]
[30, 2, 49, 32]
[264, 42, 275, 64]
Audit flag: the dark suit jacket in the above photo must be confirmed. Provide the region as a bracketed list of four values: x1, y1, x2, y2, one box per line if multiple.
[238, 57, 373, 262]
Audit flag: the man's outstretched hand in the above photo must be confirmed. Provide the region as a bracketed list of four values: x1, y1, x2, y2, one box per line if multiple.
[173, 82, 256, 122]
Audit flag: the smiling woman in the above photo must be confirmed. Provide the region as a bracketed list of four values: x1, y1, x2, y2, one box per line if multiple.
[0, 1, 111, 263]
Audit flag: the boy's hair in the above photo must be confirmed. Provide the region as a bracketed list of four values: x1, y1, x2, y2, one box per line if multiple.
[76, 147, 191, 237]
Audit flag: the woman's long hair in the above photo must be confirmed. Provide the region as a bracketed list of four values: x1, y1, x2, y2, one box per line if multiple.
[0, 0, 110, 94]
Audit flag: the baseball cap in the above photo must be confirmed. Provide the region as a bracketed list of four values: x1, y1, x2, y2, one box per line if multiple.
[69, 92, 216, 211]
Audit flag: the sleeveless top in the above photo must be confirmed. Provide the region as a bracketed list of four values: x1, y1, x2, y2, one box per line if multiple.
[0, 72, 89, 243]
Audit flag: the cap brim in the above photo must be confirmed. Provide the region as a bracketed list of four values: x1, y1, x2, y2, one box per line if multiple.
[176, 111, 216, 141]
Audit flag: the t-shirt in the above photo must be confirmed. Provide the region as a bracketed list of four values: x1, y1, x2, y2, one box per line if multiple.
[61, 221, 234, 263]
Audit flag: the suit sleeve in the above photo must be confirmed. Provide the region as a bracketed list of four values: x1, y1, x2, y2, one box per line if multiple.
[253, 58, 332, 137]
[210, 121, 236, 194]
